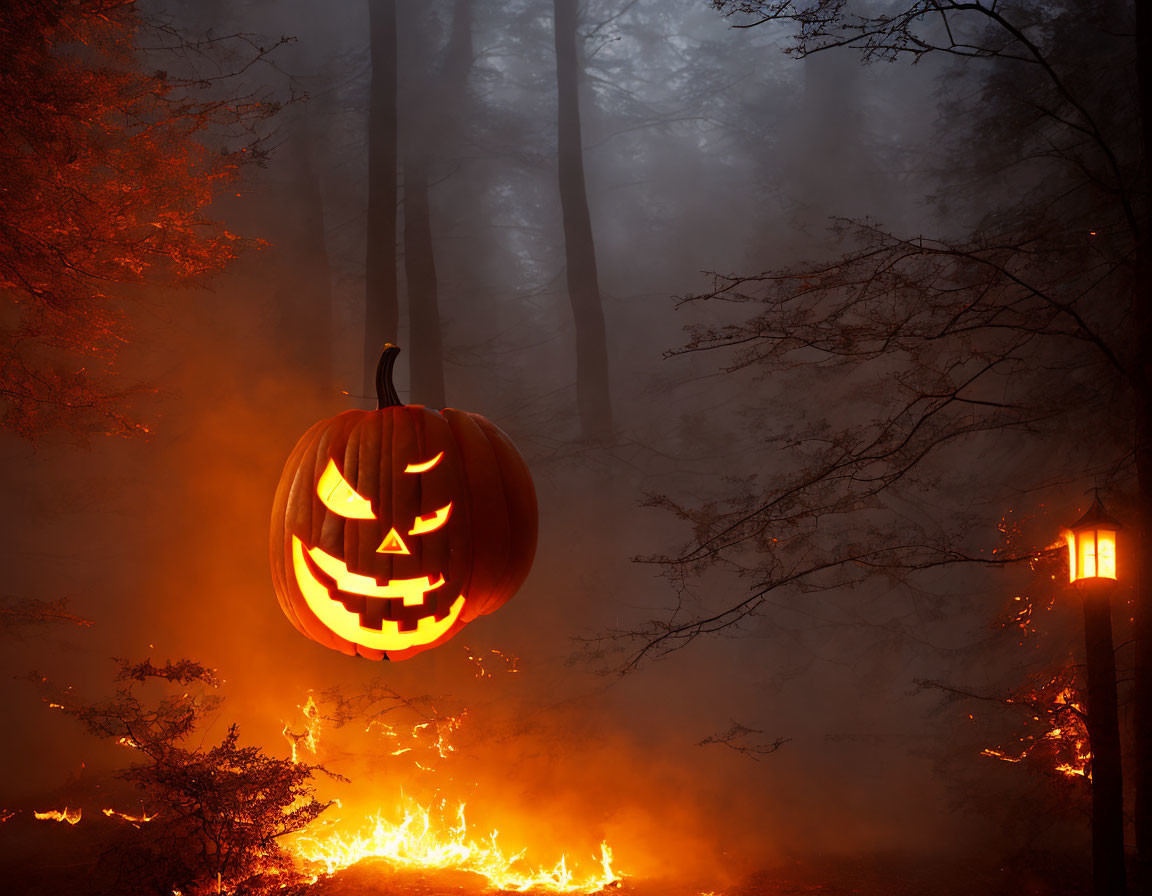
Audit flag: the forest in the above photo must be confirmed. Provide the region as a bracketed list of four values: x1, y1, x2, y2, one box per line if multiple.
[0, 0, 1148, 894]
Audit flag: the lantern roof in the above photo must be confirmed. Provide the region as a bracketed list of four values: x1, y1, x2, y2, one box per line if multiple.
[1070, 495, 1122, 532]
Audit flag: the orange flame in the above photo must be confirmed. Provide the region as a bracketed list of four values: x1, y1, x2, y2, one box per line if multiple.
[283, 693, 620, 891]
[1050, 688, 1091, 777]
[981, 686, 1090, 779]
[103, 807, 159, 826]
[34, 807, 82, 824]
[291, 799, 619, 893]
[282, 694, 323, 764]
[466, 646, 521, 678]
[361, 712, 465, 767]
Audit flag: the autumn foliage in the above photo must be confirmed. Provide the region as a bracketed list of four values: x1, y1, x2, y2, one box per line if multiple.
[0, 1, 271, 438]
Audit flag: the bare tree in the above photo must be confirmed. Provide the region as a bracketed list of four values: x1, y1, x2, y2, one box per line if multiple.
[605, 1, 1146, 891]
[401, 0, 475, 408]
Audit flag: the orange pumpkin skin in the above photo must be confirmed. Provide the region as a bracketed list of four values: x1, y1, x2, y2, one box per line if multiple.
[270, 355, 536, 661]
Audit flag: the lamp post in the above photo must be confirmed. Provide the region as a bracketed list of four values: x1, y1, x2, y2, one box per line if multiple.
[1068, 495, 1126, 896]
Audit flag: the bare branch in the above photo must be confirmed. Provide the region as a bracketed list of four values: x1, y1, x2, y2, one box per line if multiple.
[698, 722, 790, 759]
[0, 596, 92, 637]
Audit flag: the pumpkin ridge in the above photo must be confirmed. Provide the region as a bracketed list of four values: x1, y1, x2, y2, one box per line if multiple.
[472, 415, 515, 617]
[473, 414, 537, 615]
[443, 408, 512, 622]
[271, 421, 322, 638]
[279, 420, 336, 644]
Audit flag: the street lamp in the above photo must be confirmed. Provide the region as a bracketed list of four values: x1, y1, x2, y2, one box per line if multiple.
[1066, 494, 1126, 896]
[1067, 496, 1121, 583]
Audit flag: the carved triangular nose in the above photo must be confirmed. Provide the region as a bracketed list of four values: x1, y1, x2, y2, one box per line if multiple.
[377, 527, 411, 555]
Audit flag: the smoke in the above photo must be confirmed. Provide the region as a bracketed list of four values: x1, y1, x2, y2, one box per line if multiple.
[0, 0, 1084, 892]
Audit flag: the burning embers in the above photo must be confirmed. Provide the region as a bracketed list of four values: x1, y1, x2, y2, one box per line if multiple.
[980, 683, 1092, 779]
[24, 806, 156, 826]
[102, 807, 159, 827]
[291, 800, 619, 893]
[27, 679, 624, 894]
[33, 807, 82, 824]
[280, 693, 623, 893]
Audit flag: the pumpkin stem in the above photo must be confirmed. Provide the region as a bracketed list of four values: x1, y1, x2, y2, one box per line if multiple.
[375, 344, 402, 409]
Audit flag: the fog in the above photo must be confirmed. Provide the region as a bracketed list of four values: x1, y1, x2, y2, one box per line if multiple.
[0, 1, 1106, 893]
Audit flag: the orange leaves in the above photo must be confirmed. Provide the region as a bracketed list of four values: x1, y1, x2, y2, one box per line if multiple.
[0, 0, 272, 438]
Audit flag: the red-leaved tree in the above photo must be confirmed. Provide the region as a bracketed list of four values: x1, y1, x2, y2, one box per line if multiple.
[0, 1, 280, 438]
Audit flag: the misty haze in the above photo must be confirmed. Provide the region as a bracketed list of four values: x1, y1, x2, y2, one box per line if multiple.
[0, 2, 1145, 896]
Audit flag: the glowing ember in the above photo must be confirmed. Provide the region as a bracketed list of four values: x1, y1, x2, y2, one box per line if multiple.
[102, 807, 159, 826]
[1050, 687, 1091, 778]
[34, 807, 82, 824]
[362, 712, 463, 764]
[466, 646, 521, 678]
[428, 713, 463, 759]
[291, 799, 620, 892]
[282, 694, 323, 764]
[981, 685, 1091, 779]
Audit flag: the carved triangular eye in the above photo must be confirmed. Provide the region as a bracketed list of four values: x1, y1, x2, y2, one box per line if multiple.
[377, 527, 411, 555]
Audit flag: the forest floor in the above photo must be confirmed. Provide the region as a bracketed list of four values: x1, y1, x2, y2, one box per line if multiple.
[0, 819, 1090, 896]
[0, 853, 1091, 896]
[310, 852, 1091, 896]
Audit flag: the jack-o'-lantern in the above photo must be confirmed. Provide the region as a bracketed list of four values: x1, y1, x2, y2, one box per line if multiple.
[270, 346, 537, 661]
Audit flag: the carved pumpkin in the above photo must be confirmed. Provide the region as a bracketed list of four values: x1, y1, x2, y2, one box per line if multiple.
[270, 346, 537, 661]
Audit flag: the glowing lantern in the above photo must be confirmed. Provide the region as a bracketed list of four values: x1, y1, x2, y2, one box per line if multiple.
[270, 346, 537, 661]
[1065, 496, 1121, 584]
[1063, 494, 1126, 895]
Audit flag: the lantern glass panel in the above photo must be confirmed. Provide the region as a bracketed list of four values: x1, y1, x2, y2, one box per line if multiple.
[1077, 531, 1097, 579]
[1096, 528, 1117, 579]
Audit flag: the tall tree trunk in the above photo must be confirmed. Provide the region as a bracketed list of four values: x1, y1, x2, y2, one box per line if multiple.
[364, 0, 399, 397]
[400, 0, 472, 409]
[442, 0, 474, 87]
[1083, 589, 1128, 896]
[403, 152, 445, 407]
[553, 0, 613, 442]
[1131, 2, 1152, 891]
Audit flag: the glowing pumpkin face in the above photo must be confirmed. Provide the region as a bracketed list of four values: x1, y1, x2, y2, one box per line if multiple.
[270, 347, 537, 661]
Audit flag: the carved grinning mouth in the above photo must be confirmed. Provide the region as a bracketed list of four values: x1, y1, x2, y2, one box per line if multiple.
[291, 536, 465, 652]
